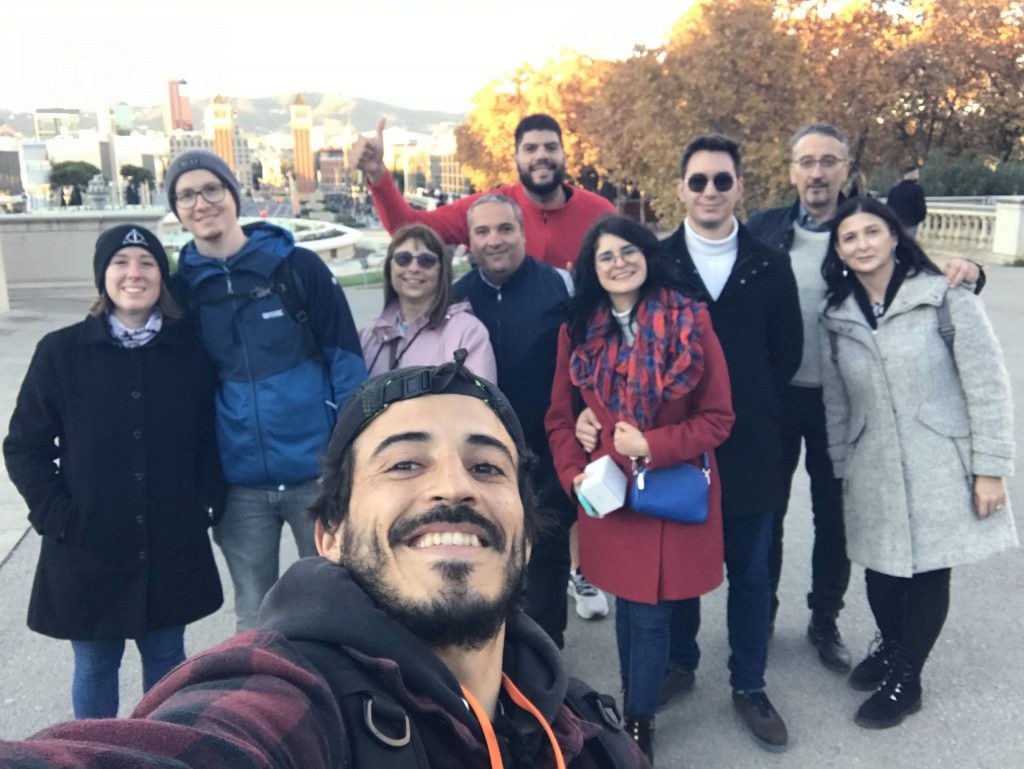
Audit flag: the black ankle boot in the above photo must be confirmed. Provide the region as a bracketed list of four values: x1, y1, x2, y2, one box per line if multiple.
[849, 634, 899, 692]
[808, 611, 852, 672]
[625, 713, 655, 763]
[855, 656, 922, 729]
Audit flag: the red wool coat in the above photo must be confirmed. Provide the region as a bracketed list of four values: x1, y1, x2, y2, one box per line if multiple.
[545, 310, 735, 604]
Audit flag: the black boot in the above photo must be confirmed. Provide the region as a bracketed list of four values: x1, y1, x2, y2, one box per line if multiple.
[849, 633, 899, 692]
[807, 611, 852, 672]
[625, 714, 655, 764]
[855, 655, 922, 729]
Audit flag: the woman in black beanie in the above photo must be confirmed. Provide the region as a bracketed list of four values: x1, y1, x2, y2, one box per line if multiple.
[3, 224, 225, 719]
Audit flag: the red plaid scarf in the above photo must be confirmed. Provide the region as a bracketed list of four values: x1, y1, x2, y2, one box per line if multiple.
[569, 289, 705, 430]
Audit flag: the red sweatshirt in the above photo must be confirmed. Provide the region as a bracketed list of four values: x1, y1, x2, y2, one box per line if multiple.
[369, 173, 616, 270]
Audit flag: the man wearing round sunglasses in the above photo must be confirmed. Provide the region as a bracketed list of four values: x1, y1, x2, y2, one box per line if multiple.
[747, 124, 984, 677]
[661, 135, 802, 752]
[164, 149, 367, 634]
[350, 113, 614, 270]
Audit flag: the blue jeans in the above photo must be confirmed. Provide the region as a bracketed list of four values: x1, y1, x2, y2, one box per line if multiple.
[213, 480, 320, 632]
[671, 511, 774, 691]
[616, 598, 688, 716]
[70, 625, 185, 719]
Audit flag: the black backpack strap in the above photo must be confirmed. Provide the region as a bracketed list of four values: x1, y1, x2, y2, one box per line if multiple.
[937, 291, 955, 354]
[288, 640, 429, 769]
[563, 677, 639, 769]
[273, 253, 324, 363]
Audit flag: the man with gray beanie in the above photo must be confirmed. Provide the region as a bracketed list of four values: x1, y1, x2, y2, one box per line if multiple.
[164, 149, 367, 632]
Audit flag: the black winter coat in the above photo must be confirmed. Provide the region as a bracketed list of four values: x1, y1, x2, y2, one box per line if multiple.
[3, 315, 224, 640]
[663, 223, 803, 517]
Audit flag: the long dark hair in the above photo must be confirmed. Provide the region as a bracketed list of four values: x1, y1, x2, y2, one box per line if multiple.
[567, 215, 682, 345]
[822, 196, 942, 308]
[382, 223, 453, 328]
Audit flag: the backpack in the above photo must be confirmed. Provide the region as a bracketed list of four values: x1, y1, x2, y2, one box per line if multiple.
[828, 290, 954, 365]
[174, 250, 323, 363]
[289, 639, 638, 769]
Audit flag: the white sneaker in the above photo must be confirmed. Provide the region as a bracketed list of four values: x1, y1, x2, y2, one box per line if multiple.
[567, 569, 609, 620]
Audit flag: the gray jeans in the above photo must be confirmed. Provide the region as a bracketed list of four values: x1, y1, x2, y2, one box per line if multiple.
[213, 479, 320, 632]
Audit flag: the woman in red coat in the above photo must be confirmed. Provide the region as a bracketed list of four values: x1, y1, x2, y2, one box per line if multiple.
[546, 215, 734, 761]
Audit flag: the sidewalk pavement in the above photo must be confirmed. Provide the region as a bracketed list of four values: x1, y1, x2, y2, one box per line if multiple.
[1, 269, 1023, 768]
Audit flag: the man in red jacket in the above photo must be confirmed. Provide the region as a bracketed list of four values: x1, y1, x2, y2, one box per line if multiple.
[350, 113, 615, 270]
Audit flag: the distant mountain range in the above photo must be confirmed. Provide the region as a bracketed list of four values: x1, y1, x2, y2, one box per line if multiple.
[0, 93, 465, 138]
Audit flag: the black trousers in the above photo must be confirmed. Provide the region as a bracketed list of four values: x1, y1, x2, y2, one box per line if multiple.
[524, 474, 573, 649]
[864, 568, 951, 675]
[771, 385, 850, 617]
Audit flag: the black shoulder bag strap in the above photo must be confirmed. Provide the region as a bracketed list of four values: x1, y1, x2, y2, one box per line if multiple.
[936, 290, 955, 354]
[562, 677, 638, 769]
[273, 253, 324, 363]
[287, 640, 429, 769]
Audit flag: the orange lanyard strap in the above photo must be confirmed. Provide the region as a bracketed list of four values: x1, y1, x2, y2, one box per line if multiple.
[459, 674, 568, 769]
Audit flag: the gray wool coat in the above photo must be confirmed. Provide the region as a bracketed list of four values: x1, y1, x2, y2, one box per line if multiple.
[820, 272, 1018, 577]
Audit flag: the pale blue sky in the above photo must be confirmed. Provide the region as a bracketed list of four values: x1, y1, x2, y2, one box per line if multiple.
[2, 0, 691, 113]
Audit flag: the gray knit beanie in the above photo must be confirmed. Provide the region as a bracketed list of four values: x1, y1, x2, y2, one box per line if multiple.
[164, 149, 242, 219]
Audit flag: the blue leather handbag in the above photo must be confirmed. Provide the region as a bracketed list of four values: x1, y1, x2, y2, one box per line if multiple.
[628, 453, 711, 524]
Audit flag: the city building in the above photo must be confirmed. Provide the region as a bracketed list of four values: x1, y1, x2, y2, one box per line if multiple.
[205, 95, 235, 171]
[165, 79, 193, 133]
[112, 103, 134, 136]
[34, 109, 81, 140]
[318, 148, 346, 191]
[0, 128, 23, 196]
[291, 94, 315, 194]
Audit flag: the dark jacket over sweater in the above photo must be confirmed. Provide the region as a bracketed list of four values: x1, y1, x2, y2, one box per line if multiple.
[0, 558, 645, 769]
[663, 223, 803, 517]
[2, 315, 223, 640]
[176, 222, 367, 488]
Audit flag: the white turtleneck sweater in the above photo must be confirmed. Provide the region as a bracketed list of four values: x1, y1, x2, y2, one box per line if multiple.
[684, 217, 739, 301]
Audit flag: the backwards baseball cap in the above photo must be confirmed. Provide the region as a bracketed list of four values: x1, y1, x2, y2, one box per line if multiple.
[93, 224, 171, 291]
[164, 149, 242, 219]
[330, 349, 527, 458]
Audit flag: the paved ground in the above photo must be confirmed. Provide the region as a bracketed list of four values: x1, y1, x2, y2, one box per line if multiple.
[0, 268, 1022, 769]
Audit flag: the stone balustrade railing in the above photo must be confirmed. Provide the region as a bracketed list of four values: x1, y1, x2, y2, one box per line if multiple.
[915, 197, 1024, 264]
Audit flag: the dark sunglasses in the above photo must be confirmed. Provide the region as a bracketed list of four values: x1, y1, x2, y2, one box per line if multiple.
[686, 172, 735, 193]
[392, 251, 439, 269]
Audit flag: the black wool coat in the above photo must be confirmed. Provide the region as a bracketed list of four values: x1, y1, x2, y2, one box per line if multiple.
[3, 315, 225, 640]
[663, 222, 803, 518]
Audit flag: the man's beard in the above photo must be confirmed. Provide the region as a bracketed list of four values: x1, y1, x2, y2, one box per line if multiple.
[342, 503, 528, 651]
[518, 160, 566, 197]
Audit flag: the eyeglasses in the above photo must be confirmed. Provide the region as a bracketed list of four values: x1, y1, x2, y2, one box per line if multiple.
[392, 251, 439, 269]
[791, 155, 847, 170]
[686, 172, 735, 193]
[175, 183, 227, 208]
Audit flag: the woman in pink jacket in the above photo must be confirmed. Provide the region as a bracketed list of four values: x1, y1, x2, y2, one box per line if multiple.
[360, 224, 496, 380]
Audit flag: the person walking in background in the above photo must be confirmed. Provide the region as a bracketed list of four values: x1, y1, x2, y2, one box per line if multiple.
[547, 214, 734, 762]
[165, 149, 366, 633]
[360, 223, 495, 379]
[3, 225, 224, 719]
[886, 165, 928, 238]
[820, 196, 1017, 729]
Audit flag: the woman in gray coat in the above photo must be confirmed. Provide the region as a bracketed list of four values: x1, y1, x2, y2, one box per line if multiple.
[820, 197, 1017, 730]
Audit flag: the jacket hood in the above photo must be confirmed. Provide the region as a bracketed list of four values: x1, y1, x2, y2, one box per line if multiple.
[258, 557, 568, 730]
[177, 221, 296, 288]
[823, 271, 950, 326]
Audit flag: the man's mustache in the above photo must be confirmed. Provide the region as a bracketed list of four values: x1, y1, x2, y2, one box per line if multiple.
[388, 503, 507, 552]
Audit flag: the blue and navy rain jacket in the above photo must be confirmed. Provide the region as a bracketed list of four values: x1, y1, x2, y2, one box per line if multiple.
[176, 222, 366, 487]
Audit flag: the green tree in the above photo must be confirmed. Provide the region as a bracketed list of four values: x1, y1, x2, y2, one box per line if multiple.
[50, 160, 101, 204]
[120, 164, 155, 205]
